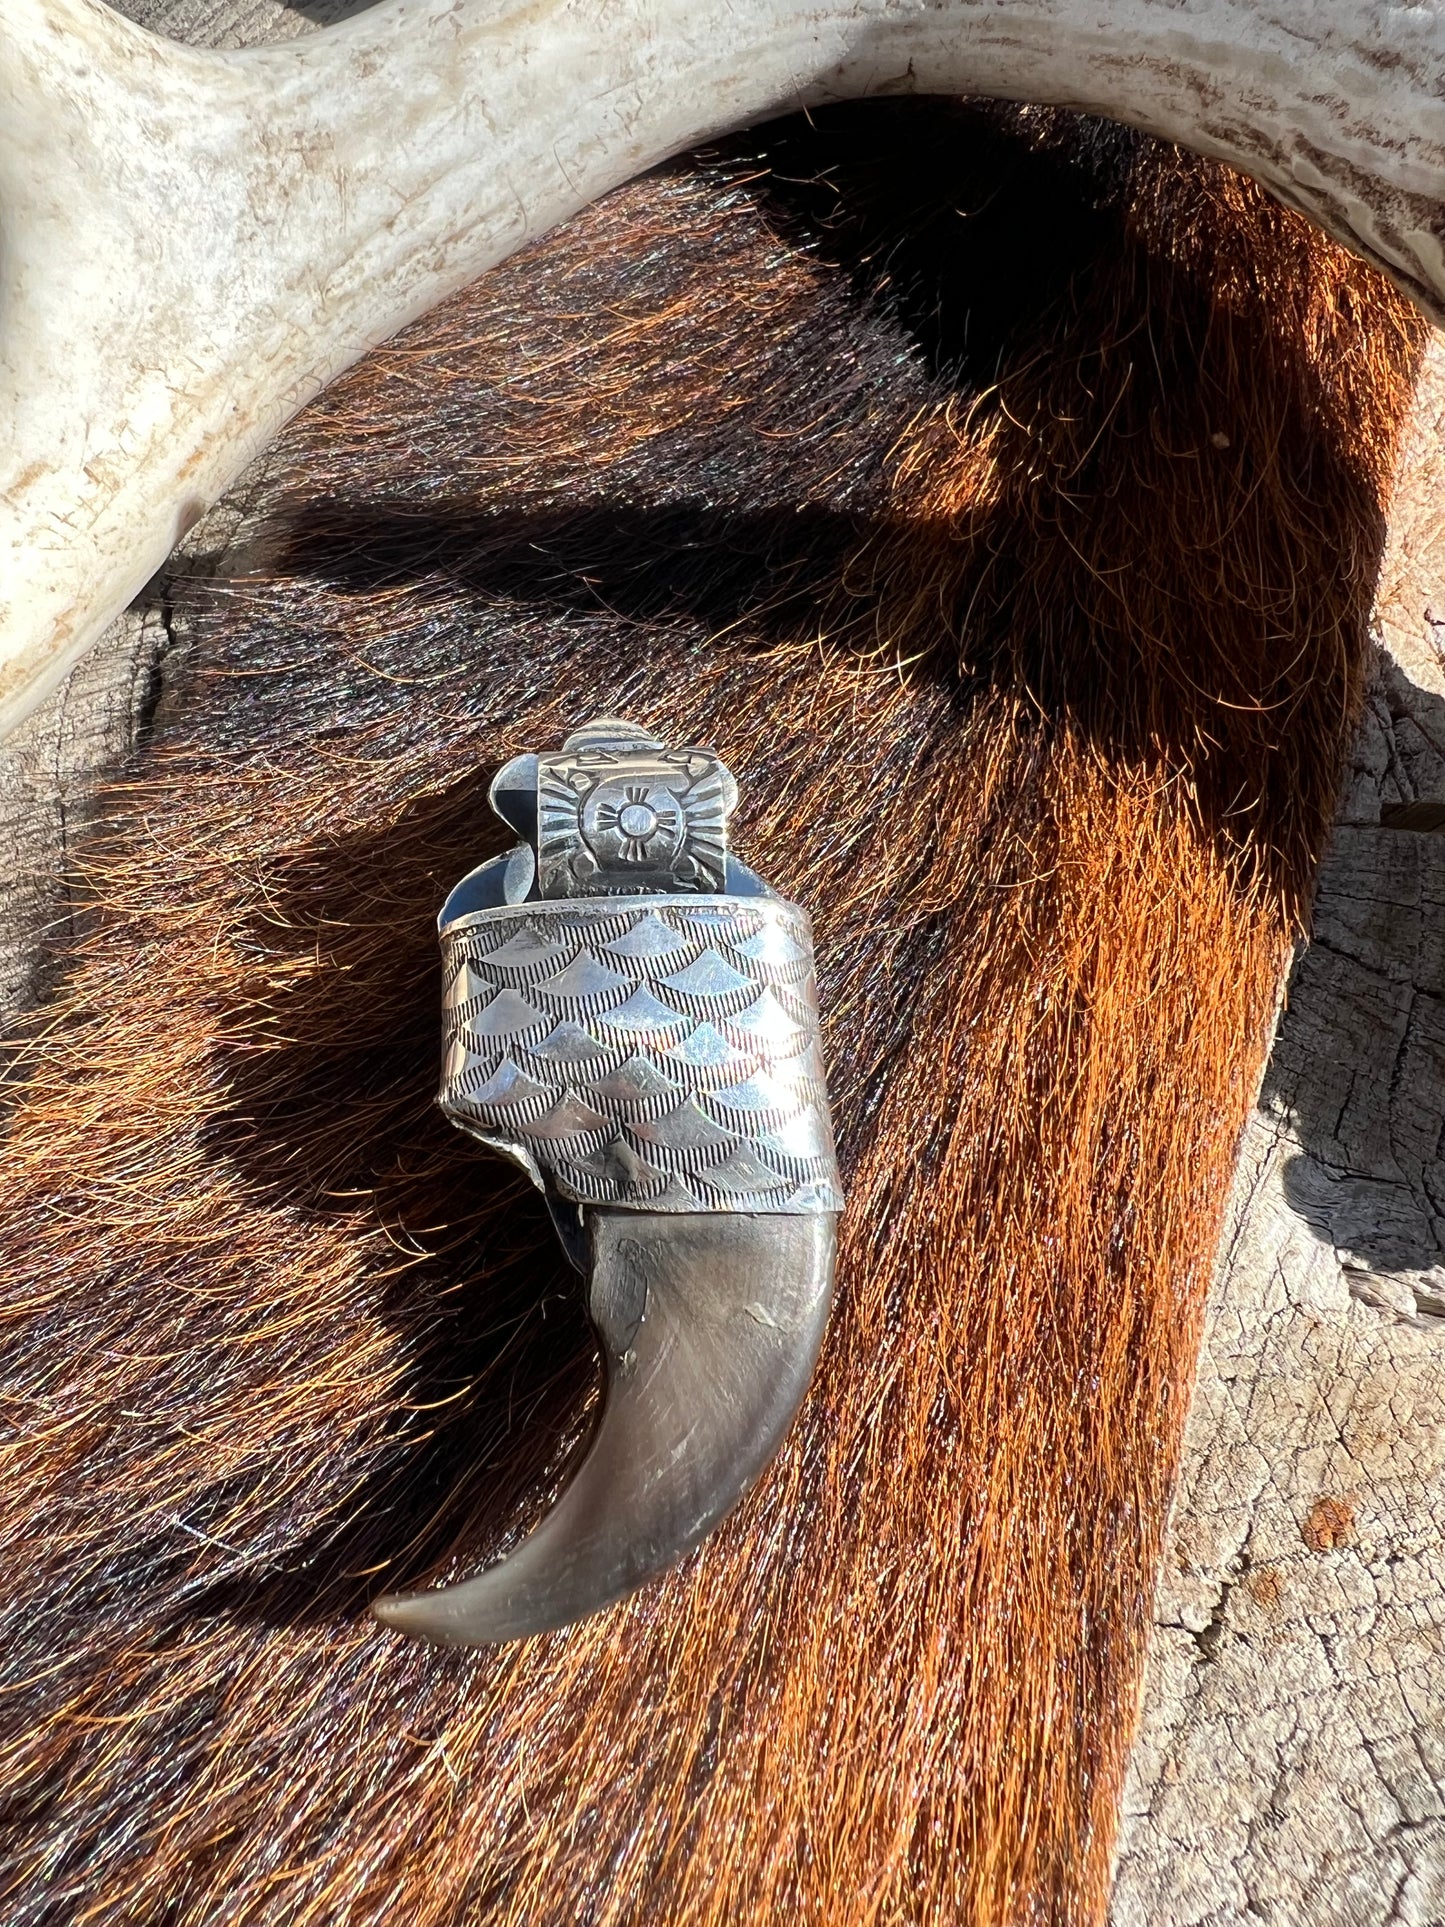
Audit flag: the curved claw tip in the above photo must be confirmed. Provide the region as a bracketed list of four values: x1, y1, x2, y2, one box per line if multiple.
[370, 1210, 835, 1648]
[369, 1592, 443, 1637]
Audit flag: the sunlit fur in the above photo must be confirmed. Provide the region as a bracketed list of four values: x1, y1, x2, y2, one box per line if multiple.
[0, 105, 1424, 1926]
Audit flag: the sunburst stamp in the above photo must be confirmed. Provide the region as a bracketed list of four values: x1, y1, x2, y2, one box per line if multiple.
[534, 718, 738, 896]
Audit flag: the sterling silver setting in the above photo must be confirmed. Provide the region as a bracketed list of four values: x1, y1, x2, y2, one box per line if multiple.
[372, 719, 841, 1647]
[438, 896, 841, 1217]
[535, 721, 737, 897]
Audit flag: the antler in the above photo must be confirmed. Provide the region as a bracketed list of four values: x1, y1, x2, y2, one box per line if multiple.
[1, 0, 1443, 738]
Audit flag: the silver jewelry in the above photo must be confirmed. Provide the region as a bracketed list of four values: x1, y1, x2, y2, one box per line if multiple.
[372, 719, 841, 1646]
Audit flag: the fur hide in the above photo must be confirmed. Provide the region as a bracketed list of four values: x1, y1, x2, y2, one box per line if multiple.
[0, 102, 1425, 1926]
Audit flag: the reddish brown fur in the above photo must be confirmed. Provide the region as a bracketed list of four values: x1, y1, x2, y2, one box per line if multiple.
[0, 107, 1424, 1925]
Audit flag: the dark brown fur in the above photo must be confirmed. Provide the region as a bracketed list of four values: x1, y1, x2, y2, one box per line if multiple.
[0, 105, 1424, 1925]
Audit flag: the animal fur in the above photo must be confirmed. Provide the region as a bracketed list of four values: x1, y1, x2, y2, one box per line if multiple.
[0, 103, 1424, 1926]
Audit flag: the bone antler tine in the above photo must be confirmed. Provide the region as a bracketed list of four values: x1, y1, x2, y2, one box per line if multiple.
[3, 0, 1444, 737]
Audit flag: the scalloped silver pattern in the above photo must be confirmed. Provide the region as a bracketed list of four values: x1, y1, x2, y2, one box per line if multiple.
[438, 896, 842, 1213]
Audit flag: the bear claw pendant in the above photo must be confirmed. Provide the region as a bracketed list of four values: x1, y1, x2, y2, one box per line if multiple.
[371, 719, 842, 1646]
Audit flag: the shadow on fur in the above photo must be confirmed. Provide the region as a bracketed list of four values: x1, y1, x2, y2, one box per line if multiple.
[0, 100, 1426, 1927]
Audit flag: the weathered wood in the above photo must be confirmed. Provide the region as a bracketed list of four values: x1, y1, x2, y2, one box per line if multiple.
[1111, 344, 1445, 1927]
[0, 608, 161, 1022]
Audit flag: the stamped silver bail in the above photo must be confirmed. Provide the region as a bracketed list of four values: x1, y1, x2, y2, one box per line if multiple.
[371, 719, 842, 1647]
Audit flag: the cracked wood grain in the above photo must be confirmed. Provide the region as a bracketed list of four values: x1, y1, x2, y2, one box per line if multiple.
[0, 608, 166, 1025]
[0, 0, 357, 1035]
[1110, 340, 1445, 1927]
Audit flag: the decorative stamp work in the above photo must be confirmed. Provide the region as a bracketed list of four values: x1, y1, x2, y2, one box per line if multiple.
[438, 895, 842, 1214]
[535, 721, 739, 899]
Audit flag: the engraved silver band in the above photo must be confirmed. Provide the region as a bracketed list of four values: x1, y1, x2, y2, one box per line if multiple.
[439, 893, 842, 1215]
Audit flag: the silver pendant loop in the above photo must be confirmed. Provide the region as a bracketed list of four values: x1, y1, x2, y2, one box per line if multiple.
[535, 717, 739, 897]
